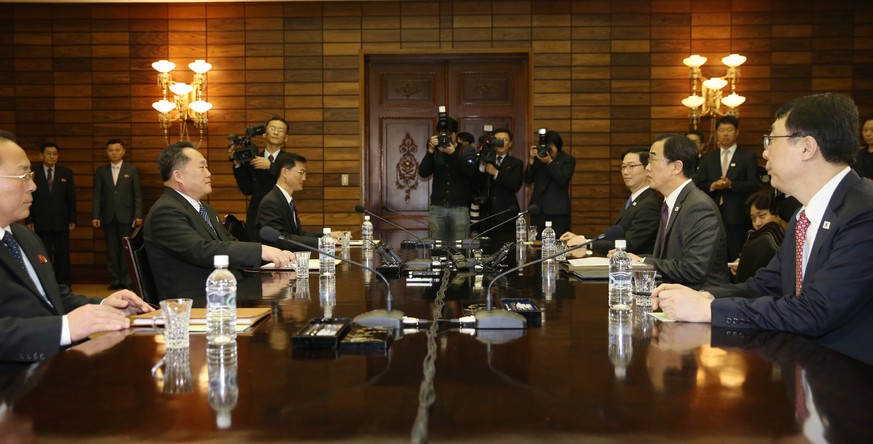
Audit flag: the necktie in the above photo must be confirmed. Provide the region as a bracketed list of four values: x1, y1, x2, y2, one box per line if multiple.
[112, 165, 119, 185]
[624, 197, 633, 209]
[199, 203, 217, 235]
[795, 210, 810, 296]
[496, 156, 503, 167]
[47, 168, 53, 192]
[656, 202, 669, 256]
[289, 200, 301, 234]
[2, 230, 53, 307]
[721, 149, 731, 177]
[268, 153, 274, 163]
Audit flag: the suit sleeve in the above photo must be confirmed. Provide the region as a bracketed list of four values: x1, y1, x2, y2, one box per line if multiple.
[493, 157, 523, 192]
[0, 317, 63, 362]
[92, 169, 102, 219]
[131, 166, 142, 219]
[546, 154, 576, 186]
[693, 154, 717, 193]
[419, 151, 435, 178]
[644, 200, 722, 288]
[233, 164, 255, 196]
[256, 193, 318, 249]
[622, 198, 660, 255]
[523, 162, 538, 184]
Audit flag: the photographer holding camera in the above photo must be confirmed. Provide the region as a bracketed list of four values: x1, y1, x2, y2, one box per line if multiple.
[419, 111, 478, 244]
[477, 128, 523, 251]
[227, 116, 291, 242]
[524, 130, 576, 239]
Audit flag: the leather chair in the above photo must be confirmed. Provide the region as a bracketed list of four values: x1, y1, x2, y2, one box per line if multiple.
[224, 214, 248, 241]
[122, 225, 158, 304]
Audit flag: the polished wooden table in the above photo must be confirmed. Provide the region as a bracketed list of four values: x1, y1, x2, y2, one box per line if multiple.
[2, 245, 872, 442]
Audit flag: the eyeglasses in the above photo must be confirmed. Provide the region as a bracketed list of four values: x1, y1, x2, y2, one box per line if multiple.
[619, 163, 644, 171]
[0, 171, 35, 183]
[763, 134, 799, 150]
[267, 127, 287, 134]
[294, 169, 307, 177]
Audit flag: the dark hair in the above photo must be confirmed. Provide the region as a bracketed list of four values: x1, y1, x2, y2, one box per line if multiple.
[0, 130, 16, 142]
[265, 115, 289, 130]
[444, 116, 458, 134]
[774, 93, 859, 165]
[157, 141, 195, 181]
[106, 138, 125, 147]
[544, 130, 563, 152]
[660, 133, 698, 178]
[621, 146, 649, 165]
[715, 115, 739, 130]
[39, 142, 59, 153]
[685, 130, 704, 140]
[745, 189, 776, 213]
[457, 132, 475, 145]
[276, 152, 307, 171]
[493, 128, 513, 141]
[862, 114, 873, 125]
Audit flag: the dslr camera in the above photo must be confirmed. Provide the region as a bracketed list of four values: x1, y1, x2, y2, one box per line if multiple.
[537, 128, 549, 157]
[477, 124, 503, 166]
[227, 124, 267, 164]
[436, 106, 451, 149]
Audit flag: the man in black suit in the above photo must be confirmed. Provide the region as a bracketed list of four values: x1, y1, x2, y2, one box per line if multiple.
[562, 146, 661, 256]
[0, 136, 152, 363]
[694, 115, 761, 260]
[524, 130, 576, 238]
[628, 134, 731, 288]
[145, 142, 295, 301]
[228, 116, 292, 241]
[477, 128, 524, 251]
[92, 139, 142, 290]
[655, 94, 873, 359]
[256, 153, 322, 250]
[25, 143, 76, 288]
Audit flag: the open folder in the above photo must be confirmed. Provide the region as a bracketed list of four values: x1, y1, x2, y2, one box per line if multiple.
[130, 307, 271, 333]
[566, 257, 653, 279]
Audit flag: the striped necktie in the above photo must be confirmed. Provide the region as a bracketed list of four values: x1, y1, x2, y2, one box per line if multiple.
[199, 203, 217, 235]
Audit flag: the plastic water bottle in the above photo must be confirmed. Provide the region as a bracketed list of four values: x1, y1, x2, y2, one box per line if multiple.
[361, 215, 374, 251]
[319, 228, 335, 277]
[207, 340, 238, 430]
[515, 212, 526, 243]
[608, 239, 633, 310]
[541, 221, 556, 261]
[206, 255, 237, 344]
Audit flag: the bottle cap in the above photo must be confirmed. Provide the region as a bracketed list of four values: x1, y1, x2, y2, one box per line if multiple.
[545, 221, 552, 227]
[364, 215, 370, 221]
[323, 228, 331, 234]
[214, 255, 229, 267]
[614, 239, 626, 249]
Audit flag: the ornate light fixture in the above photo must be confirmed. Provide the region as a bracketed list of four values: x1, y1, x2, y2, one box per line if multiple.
[681, 54, 746, 132]
[152, 59, 213, 146]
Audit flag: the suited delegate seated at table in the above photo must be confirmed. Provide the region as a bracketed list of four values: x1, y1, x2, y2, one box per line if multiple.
[256, 153, 323, 250]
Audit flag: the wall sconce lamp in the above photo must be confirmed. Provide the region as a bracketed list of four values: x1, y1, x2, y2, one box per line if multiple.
[152, 59, 213, 146]
[681, 54, 747, 133]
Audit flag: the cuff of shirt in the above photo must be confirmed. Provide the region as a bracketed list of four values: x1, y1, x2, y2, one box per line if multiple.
[61, 315, 72, 346]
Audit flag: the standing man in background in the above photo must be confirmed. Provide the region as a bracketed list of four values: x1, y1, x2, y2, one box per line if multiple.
[694, 115, 761, 260]
[524, 130, 576, 239]
[92, 139, 142, 291]
[229, 116, 291, 241]
[26, 143, 76, 289]
[478, 128, 523, 251]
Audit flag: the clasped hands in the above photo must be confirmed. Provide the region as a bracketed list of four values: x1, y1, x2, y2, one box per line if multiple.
[710, 177, 732, 190]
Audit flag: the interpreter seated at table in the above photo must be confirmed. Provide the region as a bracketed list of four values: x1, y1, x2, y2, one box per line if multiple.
[728, 189, 786, 277]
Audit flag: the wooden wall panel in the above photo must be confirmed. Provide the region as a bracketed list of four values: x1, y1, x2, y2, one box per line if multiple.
[0, 0, 871, 282]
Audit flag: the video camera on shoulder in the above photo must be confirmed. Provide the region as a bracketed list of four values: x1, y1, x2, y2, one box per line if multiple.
[436, 106, 451, 149]
[537, 128, 549, 157]
[477, 124, 502, 165]
[227, 124, 267, 164]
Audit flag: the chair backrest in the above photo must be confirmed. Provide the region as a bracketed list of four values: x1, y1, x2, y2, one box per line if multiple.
[735, 229, 782, 283]
[122, 225, 158, 304]
[224, 214, 248, 241]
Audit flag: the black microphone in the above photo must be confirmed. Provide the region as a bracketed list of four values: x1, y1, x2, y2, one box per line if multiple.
[475, 236, 591, 330]
[259, 227, 404, 330]
[466, 204, 540, 257]
[354, 205, 431, 249]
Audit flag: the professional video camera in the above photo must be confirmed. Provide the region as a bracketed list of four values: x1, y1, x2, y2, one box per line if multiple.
[477, 124, 503, 166]
[537, 128, 549, 157]
[436, 106, 451, 149]
[227, 124, 266, 164]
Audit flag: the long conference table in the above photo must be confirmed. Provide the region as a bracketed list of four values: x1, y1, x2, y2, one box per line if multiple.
[2, 242, 873, 443]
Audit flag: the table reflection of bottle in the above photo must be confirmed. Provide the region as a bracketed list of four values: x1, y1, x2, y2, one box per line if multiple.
[320, 276, 336, 318]
[362, 249, 373, 286]
[542, 261, 556, 300]
[516, 245, 526, 276]
[608, 309, 633, 381]
[207, 341, 238, 430]
[633, 306, 654, 339]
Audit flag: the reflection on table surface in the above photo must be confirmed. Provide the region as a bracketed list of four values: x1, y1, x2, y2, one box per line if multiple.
[2, 245, 872, 442]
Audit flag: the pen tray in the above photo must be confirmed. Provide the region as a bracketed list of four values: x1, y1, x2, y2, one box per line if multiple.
[500, 298, 542, 327]
[339, 325, 394, 355]
[291, 318, 352, 349]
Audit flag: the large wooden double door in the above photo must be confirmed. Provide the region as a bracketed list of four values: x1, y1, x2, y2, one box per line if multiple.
[364, 53, 530, 232]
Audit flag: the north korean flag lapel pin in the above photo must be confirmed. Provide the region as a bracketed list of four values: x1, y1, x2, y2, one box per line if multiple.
[37, 254, 48, 264]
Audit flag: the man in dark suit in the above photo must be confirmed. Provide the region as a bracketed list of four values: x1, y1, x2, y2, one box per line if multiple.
[694, 115, 761, 260]
[478, 128, 524, 251]
[524, 130, 576, 238]
[629, 134, 731, 289]
[654, 94, 873, 358]
[228, 116, 292, 241]
[0, 136, 152, 363]
[92, 139, 142, 290]
[145, 142, 295, 301]
[562, 146, 661, 256]
[256, 153, 322, 250]
[25, 143, 76, 288]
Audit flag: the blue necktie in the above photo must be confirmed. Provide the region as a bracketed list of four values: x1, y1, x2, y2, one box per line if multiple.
[3, 230, 53, 307]
[624, 197, 632, 209]
[199, 203, 217, 235]
[289, 200, 301, 234]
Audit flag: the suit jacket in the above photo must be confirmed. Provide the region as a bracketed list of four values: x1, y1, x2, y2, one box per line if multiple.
[709, 170, 873, 356]
[644, 181, 731, 288]
[592, 187, 661, 256]
[232, 150, 291, 221]
[694, 147, 760, 226]
[144, 188, 263, 300]
[0, 225, 98, 362]
[26, 164, 76, 232]
[524, 151, 576, 215]
[92, 162, 142, 224]
[256, 186, 320, 250]
[484, 155, 524, 225]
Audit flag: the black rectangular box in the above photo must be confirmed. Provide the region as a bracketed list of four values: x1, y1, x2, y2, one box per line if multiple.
[500, 298, 542, 327]
[291, 318, 352, 350]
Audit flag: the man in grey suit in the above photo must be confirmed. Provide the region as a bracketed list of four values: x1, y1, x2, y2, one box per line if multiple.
[92, 139, 142, 290]
[144, 142, 295, 301]
[628, 134, 731, 289]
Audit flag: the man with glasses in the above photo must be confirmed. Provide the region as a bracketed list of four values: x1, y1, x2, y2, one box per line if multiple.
[229, 116, 292, 241]
[562, 146, 661, 256]
[628, 134, 731, 288]
[257, 153, 324, 250]
[654, 94, 873, 361]
[0, 135, 152, 362]
[524, 130, 576, 238]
